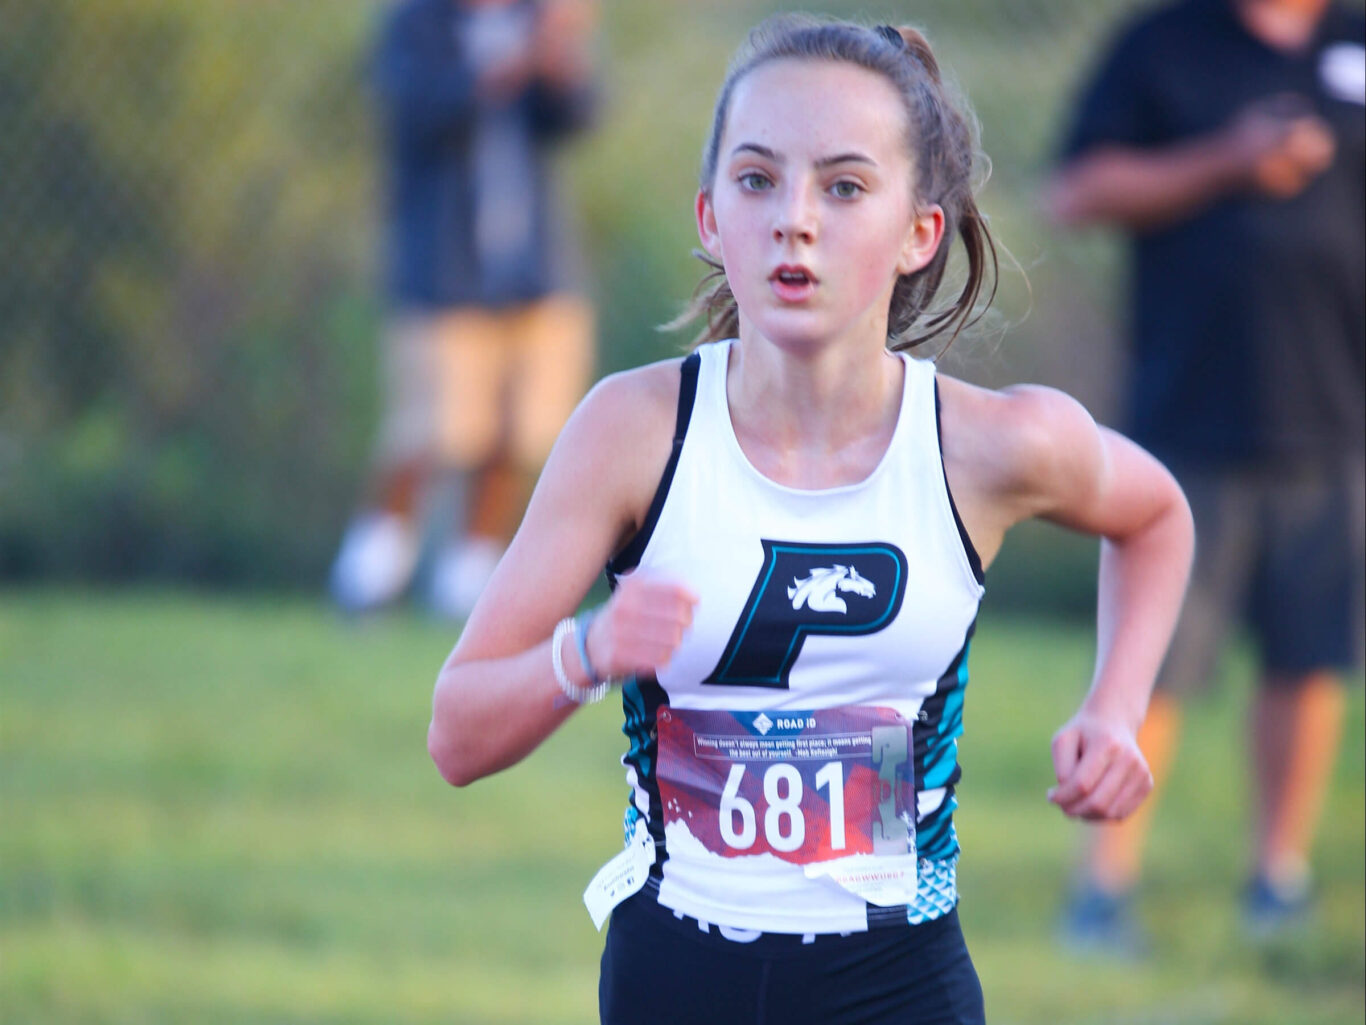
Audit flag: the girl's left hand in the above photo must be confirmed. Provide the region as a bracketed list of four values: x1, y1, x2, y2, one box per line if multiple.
[1047, 711, 1153, 821]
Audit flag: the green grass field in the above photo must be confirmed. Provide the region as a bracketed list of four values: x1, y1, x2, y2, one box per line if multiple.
[1, 590, 1362, 1024]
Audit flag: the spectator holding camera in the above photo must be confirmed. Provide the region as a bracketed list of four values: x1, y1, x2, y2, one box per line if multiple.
[1047, 0, 1364, 951]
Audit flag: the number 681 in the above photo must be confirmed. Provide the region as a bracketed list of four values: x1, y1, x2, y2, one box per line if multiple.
[718, 762, 846, 853]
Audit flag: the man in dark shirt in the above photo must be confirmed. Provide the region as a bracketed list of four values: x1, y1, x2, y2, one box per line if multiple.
[331, 0, 598, 617]
[1047, 0, 1364, 949]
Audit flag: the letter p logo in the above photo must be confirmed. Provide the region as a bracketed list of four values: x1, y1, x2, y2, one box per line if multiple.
[704, 540, 907, 689]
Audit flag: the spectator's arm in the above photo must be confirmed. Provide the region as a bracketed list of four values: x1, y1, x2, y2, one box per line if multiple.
[1046, 103, 1336, 233]
[526, 0, 599, 138]
[373, 6, 479, 148]
[1044, 137, 1251, 232]
[528, 78, 598, 138]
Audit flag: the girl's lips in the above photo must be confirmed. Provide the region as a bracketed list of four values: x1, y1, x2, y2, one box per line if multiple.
[769, 264, 818, 302]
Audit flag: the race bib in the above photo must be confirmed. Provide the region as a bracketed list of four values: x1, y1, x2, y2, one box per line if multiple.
[656, 706, 917, 895]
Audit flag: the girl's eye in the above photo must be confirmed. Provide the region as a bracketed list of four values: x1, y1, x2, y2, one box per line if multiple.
[738, 172, 772, 192]
[830, 180, 863, 200]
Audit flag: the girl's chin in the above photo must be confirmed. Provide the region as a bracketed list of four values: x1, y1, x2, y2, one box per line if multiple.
[742, 311, 879, 351]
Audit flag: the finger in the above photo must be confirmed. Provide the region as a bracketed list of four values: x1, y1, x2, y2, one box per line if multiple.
[619, 578, 699, 622]
[1050, 728, 1082, 786]
[1075, 760, 1153, 821]
[615, 606, 691, 648]
[626, 572, 698, 599]
[642, 582, 701, 617]
[609, 588, 676, 625]
[1049, 744, 1112, 808]
[1109, 769, 1155, 822]
[634, 599, 697, 632]
[628, 621, 690, 658]
[1070, 762, 1129, 819]
[610, 613, 692, 660]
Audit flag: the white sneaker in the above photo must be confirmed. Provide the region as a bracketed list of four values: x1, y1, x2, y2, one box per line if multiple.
[329, 513, 419, 612]
[429, 538, 505, 620]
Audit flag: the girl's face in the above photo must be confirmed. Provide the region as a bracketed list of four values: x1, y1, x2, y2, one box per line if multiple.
[697, 58, 944, 354]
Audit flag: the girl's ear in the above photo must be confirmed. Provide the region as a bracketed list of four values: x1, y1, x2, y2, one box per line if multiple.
[696, 189, 723, 261]
[897, 203, 945, 276]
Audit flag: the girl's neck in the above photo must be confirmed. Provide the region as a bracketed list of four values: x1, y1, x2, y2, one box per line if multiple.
[724, 326, 906, 487]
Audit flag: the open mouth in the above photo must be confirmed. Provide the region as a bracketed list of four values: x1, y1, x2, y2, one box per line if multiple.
[769, 264, 817, 303]
[771, 265, 816, 286]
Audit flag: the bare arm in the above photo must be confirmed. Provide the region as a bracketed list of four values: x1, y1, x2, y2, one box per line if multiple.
[1020, 388, 1193, 821]
[481, 0, 598, 117]
[426, 362, 695, 786]
[941, 380, 1194, 821]
[1045, 101, 1336, 233]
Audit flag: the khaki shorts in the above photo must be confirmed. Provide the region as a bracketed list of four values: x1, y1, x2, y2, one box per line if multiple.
[378, 294, 593, 470]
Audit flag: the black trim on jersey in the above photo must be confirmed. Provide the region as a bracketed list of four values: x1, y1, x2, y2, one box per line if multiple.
[912, 615, 977, 862]
[621, 673, 672, 880]
[607, 352, 702, 578]
[933, 380, 985, 586]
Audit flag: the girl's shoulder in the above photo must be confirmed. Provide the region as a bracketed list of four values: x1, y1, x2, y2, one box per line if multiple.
[515, 356, 694, 572]
[937, 373, 1097, 468]
[574, 355, 689, 439]
[556, 354, 691, 505]
[935, 372, 1105, 530]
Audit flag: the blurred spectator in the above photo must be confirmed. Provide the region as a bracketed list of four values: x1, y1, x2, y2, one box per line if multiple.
[331, 0, 599, 617]
[1046, 0, 1364, 952]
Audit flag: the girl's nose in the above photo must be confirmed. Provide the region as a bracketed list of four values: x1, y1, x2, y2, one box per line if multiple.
[773, 187, 817, 245]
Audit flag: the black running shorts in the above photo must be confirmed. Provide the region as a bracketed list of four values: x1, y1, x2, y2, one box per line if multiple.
[599, 891, 985, 1025]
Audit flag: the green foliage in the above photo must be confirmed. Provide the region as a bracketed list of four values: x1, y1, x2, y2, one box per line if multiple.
[1, 592, 1362, 1023]
[0, 1, 382, 583]
[0, 0, 1245, 603]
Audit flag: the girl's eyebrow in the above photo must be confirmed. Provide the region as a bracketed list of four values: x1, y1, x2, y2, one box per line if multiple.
[816, 151, 876, 169]
[731, 142, 780, 162]
[729, 142, 876, 168]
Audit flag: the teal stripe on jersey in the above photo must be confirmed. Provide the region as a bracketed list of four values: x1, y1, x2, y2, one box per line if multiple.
[913, 618, 976, 863]
[916, 794, 958, 861]
[922, 645, 970, 789]
[622, 804, 641, 846]
[621, 677, 652, 782]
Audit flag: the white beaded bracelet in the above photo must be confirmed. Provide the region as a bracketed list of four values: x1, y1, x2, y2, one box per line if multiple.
[551, 616, 611, 705]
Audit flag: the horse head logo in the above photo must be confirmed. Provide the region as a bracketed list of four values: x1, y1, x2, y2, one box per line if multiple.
[787, 565, 877, 614]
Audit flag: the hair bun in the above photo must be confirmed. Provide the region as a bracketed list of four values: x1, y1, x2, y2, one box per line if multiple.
[874, 24, 905, 49]
[892, 25, 942, 84]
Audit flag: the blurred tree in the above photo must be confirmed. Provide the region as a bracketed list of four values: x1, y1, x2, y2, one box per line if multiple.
[1, 0, 1231, 609]
[0, 1, 380, 583]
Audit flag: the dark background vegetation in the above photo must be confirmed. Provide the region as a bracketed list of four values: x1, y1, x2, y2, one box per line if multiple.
[0, 0, 1143, 610]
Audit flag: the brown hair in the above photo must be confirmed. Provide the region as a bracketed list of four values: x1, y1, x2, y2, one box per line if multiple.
[675, 14, 998, 354]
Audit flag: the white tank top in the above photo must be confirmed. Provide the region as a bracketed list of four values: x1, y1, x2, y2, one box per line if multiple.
[608, 340, 984, 934]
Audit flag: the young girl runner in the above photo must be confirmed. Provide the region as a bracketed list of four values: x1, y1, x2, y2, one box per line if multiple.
[427, 15, 1193, 1024]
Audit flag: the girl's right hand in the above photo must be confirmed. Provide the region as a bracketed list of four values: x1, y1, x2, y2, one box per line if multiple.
[586, 575, 699, 681]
